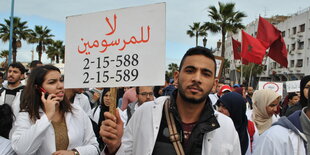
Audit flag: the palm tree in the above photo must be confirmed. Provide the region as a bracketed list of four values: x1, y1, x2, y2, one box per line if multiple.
[0, 50, 9, 60]
[60, 45, 65, 63]
[242, 63, 264, 86]
[28, 25, 54, 61]
[46, 40, 64, 63]
[46, 44, 56, 63]
[204, 2, 246, 58]
[166, 63, 179, 79]
[186, 22, 207, 46]
[0, 50, 9, 68]
[0, 17, 32, 63]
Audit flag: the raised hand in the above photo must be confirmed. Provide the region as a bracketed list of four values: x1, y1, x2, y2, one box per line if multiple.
[99, 110, 124, 153]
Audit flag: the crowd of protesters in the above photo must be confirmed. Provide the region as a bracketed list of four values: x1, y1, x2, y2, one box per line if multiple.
[0, 47, 309, 155]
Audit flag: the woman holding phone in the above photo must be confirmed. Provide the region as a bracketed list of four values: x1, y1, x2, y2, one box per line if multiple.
[12, 65, 99, 155]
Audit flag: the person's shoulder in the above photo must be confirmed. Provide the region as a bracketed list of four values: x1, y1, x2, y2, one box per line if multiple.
[0, 136, 11, 145]
[214, 111, 234, 126]
[259, 125, 290, 141]
[0, 136, 15, 155]
[71, 103, 85, 115]
[134, 96, 168, 114]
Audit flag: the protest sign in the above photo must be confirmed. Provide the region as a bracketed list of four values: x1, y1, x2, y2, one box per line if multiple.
[65, 3, 166, 88]
[215, 56, 224, 79]
[258, 81, 283, 96]
[286, 80, 300, 93]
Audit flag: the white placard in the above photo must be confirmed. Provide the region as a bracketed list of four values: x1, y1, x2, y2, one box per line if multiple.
[286, 80, 300, 93]
[65, 3, 166, 88]
[258, 81, 283, 96]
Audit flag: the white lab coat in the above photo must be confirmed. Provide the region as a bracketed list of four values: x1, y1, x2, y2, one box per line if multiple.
[0, 90, 22, 140]
[12, 104, 99, 155]
[105, 96, 241, 155]
[0, 89, 22, 119]
[0, 136, 16, 155]
[253, 125, 306, 155]
[73, 93, 92, 117]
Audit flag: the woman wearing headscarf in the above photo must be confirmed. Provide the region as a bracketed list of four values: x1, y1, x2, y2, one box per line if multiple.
[217, 92, 252, 155]
[251, 89, 281, 135]
[253, 77, 310, 155]
[300, 75, 310, 108]
[91, 88, 110, 150]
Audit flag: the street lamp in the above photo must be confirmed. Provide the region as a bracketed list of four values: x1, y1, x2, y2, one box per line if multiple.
[203, 37, 207, 47]
[216, 40, 221, 50]
[8, 0, 15, 65]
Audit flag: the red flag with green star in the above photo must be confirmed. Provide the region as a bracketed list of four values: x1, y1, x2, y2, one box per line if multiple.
[241, 30, 267, 64]
[232, 37, 249, 64]
[232, 37, 241, 60]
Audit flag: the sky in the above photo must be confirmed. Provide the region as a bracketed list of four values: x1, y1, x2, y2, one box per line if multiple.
[0, 0, 310, 66]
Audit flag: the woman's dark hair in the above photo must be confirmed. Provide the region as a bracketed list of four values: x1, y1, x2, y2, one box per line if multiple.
[20, 65, 71, 122]
[308, 87, 310, 108]
[300, 75, 310, 108]
[98, 88, 110, 150]
[0, 104, 14, 139]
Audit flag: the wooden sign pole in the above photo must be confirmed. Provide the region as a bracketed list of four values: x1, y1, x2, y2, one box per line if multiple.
[109, 87, 117, 116]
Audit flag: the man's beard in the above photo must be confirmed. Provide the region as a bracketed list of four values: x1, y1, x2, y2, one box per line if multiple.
[178, 82, 210, 104]
[8, 80, 18, 85]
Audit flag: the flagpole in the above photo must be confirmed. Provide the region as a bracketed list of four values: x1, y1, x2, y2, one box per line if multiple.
[248, 63, 254, 87]
[258, 54, 268, 82]
[234, 60, 238, 84]
[240, 57, 243, 84]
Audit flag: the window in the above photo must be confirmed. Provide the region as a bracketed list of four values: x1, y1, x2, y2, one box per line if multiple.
[282, 31, 285, 37]
[290, 60, 294, 67]
[293, 27, 297, 34]
[291, 43, 296, 51]
[272, 62, 277, 69]
[296, 59, 303, 67]
[299, 24, 305, 32]
[288, 29, 290, 36]
[298, 41, 304, 50]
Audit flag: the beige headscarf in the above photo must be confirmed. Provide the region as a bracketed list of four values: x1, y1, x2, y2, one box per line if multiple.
[252, 89, 280, 134]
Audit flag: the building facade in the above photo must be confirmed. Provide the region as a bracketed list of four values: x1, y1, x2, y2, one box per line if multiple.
[224, 7, 310, 84]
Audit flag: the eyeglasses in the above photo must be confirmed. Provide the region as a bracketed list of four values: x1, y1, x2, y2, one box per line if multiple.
[139, 92, 154, 96]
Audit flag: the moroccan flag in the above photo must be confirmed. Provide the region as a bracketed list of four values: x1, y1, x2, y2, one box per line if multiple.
[232, 37, 241, 59]
[241, 30, 266, 64]
[232, 37, 248, 64]
[268, 37, 288, 67]
[256, 16, 281, 48]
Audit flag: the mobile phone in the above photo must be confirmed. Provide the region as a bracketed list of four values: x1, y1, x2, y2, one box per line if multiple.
[39, 87, 49, 99]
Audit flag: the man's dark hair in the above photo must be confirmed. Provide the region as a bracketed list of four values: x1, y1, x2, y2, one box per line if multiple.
[9, 62, 26, 74]
[136, 87, 140, 95]
[179, 46, 216, 76]
[30, 60, 42, 68]
[287, 92, 298, 100]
